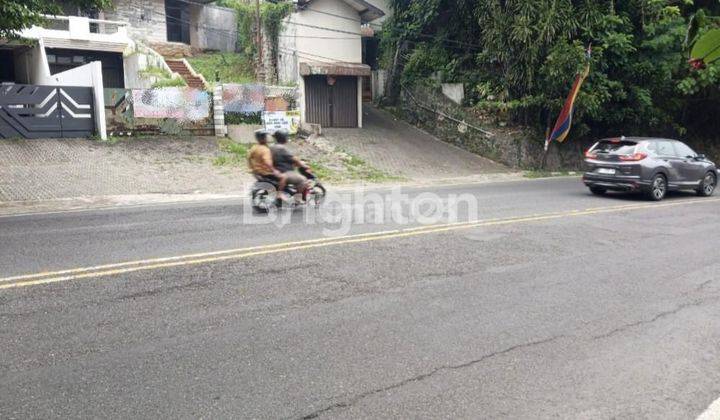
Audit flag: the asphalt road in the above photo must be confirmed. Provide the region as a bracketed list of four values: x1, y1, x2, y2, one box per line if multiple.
[1, 177, 720, 419]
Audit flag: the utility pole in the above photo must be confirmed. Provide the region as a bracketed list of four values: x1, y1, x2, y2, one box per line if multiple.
[255, 0, 264, 80]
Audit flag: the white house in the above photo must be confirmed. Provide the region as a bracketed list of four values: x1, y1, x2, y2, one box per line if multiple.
[277, 0, 385, 128]
[0, 0, 238, 140]
[0, 0, 236, 89]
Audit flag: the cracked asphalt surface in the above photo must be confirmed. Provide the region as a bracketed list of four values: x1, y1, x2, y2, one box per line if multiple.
[1, 177, 720, 419]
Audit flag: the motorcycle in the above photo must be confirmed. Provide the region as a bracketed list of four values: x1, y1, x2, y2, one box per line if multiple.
[251, 167, 327, 213]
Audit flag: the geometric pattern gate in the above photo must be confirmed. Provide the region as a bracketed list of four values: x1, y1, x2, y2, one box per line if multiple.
[0, 84, 94, 139]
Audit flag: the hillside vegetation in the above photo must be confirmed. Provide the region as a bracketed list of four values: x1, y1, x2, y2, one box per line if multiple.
[187, 52, 255, 84]
[380, 0, 720, 150]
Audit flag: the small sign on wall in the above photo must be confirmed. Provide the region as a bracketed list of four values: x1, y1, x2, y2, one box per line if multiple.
[263, 110, 300, 135]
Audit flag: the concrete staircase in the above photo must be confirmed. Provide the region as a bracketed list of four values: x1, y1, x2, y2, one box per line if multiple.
[165, 60, 206, 90]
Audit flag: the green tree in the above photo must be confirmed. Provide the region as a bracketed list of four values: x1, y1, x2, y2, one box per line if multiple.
[214, 0, 292, 62]
[382, 0, 720, 143]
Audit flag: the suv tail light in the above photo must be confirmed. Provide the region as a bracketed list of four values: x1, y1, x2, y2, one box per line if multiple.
[619, 152, 648, 161]
[585, 149, 597, 159]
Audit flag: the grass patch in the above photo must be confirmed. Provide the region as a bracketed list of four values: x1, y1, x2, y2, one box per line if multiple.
[93, 134, 190, 144]
[307, 160, 340, 181]
[152, 77, 187, 88]
[523, 170, 575, 179]
[213, 139, 249, 166]
[341, 153, 402, 182]
[210, 138, 400, 183]
[307, 152, 403, 184]
[139, 66, 172, 79]
[188, 53, 255, 84]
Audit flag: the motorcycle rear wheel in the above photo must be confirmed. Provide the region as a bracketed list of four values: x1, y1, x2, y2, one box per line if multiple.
[252, 188, 275, 213]
[312, 183, 327, 206]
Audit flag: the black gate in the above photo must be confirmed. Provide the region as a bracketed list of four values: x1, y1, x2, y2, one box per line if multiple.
[305, 76, 358, 128]
[0, 84, 95, 139]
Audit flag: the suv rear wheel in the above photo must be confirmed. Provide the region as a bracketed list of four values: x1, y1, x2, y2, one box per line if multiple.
[646, 174, 667, 201]
[589, 187, 606, 196]
[697, 171, 717, 197]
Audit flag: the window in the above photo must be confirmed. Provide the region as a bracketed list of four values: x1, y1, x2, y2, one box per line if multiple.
[165, 0, 190, 44]
[45, 48, 125, 88]
[654, 141, 675, 157]
[673, 142, 696, 158]
[0, 50, 15, 82]
[639, 141, 656, 156]
[593, 140, 637, 155]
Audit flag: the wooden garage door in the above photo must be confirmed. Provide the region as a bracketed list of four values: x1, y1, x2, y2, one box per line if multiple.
[305, 76, 358, 128]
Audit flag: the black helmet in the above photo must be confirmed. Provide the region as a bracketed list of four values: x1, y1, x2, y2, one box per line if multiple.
[273, 129, 289, 144]
[254, 129, 269, 141]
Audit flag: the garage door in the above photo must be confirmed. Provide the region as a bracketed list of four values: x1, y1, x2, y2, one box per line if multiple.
[305, 76, 358, 128]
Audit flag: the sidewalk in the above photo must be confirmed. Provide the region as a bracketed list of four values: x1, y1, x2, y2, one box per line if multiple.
[0, 137, 253, 202]
[0, 132, 522, 215]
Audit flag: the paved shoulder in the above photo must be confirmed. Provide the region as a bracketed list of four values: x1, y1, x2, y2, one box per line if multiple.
[0, 138, 251, 202]
[324, 105, 508, 179]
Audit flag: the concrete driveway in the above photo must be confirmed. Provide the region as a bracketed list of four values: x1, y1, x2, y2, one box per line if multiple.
[324, 105, 508, 180]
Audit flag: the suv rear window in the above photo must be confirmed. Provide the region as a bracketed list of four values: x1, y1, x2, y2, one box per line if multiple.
[592, 140, 637, 155]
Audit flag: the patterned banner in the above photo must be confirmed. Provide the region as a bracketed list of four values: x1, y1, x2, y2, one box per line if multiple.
[132, 88, 210, 121]
[222, 84, 265, 114]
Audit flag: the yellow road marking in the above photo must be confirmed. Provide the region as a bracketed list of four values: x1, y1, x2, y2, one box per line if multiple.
[1, 198, 718, 290]
[0, 228, 405, 283]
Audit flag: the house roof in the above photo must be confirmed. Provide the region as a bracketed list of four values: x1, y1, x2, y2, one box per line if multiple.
[297, 0, 385, 22]
[300, 61, 371, 77]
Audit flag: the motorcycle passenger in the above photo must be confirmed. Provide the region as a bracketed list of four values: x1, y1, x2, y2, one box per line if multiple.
[248, 129, 284, 183]
[271, 130, 311, 202]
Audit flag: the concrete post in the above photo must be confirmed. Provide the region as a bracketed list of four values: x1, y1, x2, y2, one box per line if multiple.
[357, 76, 363, 128]
[213, 85, 227, 137]
[89, 61, 107, 140]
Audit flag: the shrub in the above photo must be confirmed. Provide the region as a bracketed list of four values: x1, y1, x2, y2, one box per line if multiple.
[151, 77, 187, 88]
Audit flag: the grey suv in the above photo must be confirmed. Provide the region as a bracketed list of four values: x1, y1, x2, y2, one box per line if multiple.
[582, 137, 717, 201]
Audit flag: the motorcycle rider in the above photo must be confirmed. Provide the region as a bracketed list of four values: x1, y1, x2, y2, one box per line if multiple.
[271, 129, 311, 202]
[248, 129, 284, 183]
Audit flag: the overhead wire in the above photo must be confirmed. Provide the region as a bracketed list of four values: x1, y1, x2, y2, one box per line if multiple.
[116, 1, 483, 51]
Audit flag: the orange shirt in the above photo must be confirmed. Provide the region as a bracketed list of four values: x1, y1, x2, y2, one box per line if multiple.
[248, 144, 274, 176]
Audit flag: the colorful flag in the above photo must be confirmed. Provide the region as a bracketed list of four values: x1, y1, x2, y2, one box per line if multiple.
[545, 46, 592, 151]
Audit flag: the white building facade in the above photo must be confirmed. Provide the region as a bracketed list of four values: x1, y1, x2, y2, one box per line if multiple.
[277, 0, 384, 128]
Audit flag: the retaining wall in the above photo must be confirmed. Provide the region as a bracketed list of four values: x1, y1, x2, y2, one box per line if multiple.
[399, 85, 592, 171]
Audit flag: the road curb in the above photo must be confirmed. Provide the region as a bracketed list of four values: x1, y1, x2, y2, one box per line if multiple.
[0, 172, 569, 217]
[0, 193, 248, 217]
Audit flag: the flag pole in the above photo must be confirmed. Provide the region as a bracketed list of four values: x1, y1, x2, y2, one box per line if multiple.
[540, 112, 552, 170]
[541, 140, 550, 170]
[541, 43, 592, 171]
